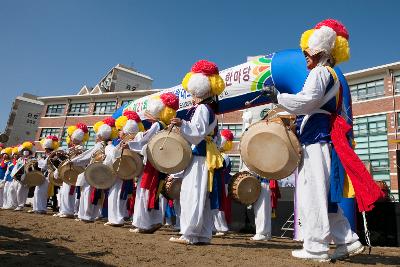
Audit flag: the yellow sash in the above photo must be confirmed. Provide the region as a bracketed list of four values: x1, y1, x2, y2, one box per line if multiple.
[205, 136, 224, 192]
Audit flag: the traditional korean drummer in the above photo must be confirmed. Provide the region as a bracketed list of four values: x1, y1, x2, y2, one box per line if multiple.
[266, 19, 378, 261]
[104, 110, 144, 227]
[123, 92, 179, 234]
[0, 147, 13, 208]
[10, 141, 35, 211]
[213, 129, 234, 237]
[2, 147, 19, 209]
[27, 136, 60, 214]
[71, 117, 118, 222]
[169, 60, 225, 245]
[54, 123, 89, 218]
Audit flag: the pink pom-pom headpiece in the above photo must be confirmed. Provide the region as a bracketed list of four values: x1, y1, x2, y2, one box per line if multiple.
[191, 60, 219, 76]
[160, 92, 179, 111]
[123, 110, 141, 122]
[103, 117, 116, 127]
[315, 19, 349, 40]
[76, 123, 88, 133]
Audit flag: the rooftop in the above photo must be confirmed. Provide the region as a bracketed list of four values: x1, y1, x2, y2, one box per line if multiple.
[345, 61, 400, 80]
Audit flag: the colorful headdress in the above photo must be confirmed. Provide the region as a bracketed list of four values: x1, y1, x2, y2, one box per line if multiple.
[219, 129, 234, 152]
[66, 123, 89, 145]
[0, 143, 4, 152]
[1, 147, 13, 156]
[12, 146, 19, 155]
[93, 117, 119, 140]
[115, 110, 145, 134]
[300, 19, 350, 65]
[182, 60, 225, 99]
[18, 141, 35, 153]
[40, 135, 60, 150]
[147, 92, 179, 125]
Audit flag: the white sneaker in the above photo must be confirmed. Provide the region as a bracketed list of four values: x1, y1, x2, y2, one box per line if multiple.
[292, 249, 330, 262]
[215, 232, 227, 237]
[14, 207, 23, 211]
[53, 213, 61, 217]
[250, 234, 271, 241]
[331, 241, 364, 260]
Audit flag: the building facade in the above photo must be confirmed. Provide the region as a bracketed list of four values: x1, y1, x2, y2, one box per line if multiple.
[4, 93, 44, 146]
[35, 64, 156, 154]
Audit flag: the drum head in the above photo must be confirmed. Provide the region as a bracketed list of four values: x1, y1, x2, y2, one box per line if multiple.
[147, 131, 192, 174]
[166, 178, 182, 200]
[229, 172, 261, 205]
[23, 171, 45, 187]
[113, 150, 144, 180]
[85, 162, 116, 189]
[58, 161, 84, 186]
[49, 171, 63, 187]
[240, 121, 301, 179]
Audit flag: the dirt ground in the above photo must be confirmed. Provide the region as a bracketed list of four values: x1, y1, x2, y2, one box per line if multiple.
[0, 209, 399, 267]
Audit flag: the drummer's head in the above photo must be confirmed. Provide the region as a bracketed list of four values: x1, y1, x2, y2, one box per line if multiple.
[115, 110, 144, 136]
[219, 129, 234, 152]
[40, 136, 60, 153]
[19, 141, 34, 158]
[67, 123, 89, 147]
[300, 19, 350, 68]
[1, 147, 12, 160]
[182, 60, 225, 105]
[147, 93, 179, 125]
[93, 117, 119, 142]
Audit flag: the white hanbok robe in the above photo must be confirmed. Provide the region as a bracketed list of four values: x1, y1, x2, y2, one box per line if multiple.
[213, 155, 231, 233]
[277, 65, 358, 253]
[179, 104, 217, 243]
[253, 180, 271, 238]
[11, 158, 30, 208]
[71, 142, 104, 221]
[129, 123, 163, 230]
[3, 163, 17, 209]
[104, 144, 128, 225]
[58, 146, 84, 216]
[33, 158, 50, 212]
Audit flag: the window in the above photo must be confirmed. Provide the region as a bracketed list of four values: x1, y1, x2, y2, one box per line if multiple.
[395, 76, 400, 94]
[229, 155, 241, 173]
[121, 100, 133, 107]
[84, 127, 96, 149]
[220, 124, 243, 141]
[93, 101, 116, 115]
[353, 115, 389, 185]
[350, 80, 384, 101]
[45, 104, 65, 117]
[68, 103, 89, 116]
[40, 128, 60, 139]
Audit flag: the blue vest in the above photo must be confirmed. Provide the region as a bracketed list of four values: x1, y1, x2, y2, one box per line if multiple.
[295, 71, 336, 145]
[188, 104, 217, 157]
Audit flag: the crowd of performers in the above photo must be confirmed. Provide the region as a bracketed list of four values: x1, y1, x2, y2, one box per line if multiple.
[0, 19, 385, 262]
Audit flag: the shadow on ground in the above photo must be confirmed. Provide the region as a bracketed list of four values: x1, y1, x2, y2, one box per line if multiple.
[0, 225, 112, 267]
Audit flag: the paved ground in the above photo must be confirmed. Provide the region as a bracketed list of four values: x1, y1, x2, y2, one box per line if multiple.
[0, 209, 399, 266]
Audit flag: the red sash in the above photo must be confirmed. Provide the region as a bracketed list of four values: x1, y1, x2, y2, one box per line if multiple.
[140, 162, 160, 210]
[330, 115, 384, 212]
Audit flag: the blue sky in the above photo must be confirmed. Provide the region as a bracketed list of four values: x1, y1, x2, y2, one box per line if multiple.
[1, 0, 399, 130]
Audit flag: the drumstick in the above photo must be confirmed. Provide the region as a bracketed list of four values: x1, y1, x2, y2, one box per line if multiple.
[245, 88, 270, 107]
[159, 124, 175, 150]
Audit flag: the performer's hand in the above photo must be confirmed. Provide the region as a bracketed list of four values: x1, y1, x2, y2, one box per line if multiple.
[120, 142, 129, 150]
[264, 86, 278, 103]
[144, 111, 157, 123]
[170, 118, 182, 127]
